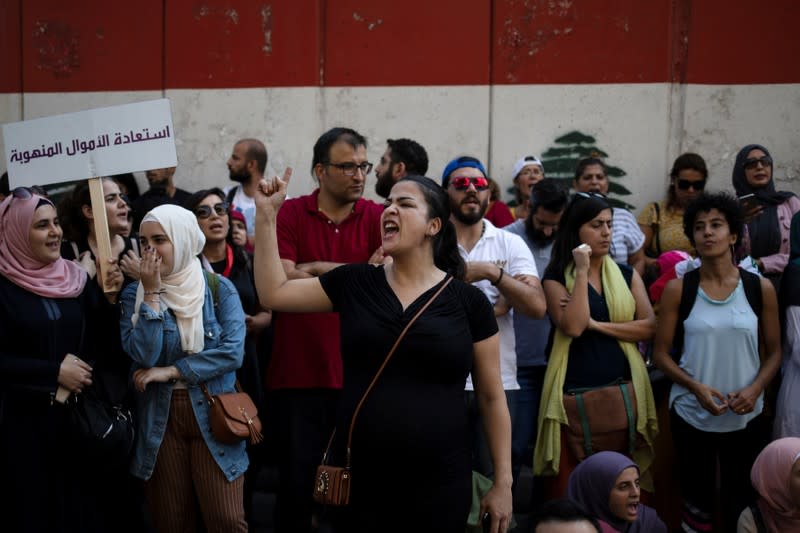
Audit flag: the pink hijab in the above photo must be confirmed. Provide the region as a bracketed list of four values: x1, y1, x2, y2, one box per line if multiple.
[751, 437, 800, 532]
[0, 193, 86, 298]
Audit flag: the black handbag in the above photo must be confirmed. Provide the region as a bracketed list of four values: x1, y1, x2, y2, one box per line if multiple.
[66, 382, 135, 464]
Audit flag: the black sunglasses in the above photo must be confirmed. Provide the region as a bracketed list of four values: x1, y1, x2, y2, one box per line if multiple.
[194, 202, 229, 219]
[676, 179, 706, 191]
[743, 156, 772, 171]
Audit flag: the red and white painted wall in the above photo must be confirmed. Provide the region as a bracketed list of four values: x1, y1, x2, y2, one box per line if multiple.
[2, 0, 799, 210]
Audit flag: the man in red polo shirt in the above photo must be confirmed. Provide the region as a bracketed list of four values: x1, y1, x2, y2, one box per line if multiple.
[269, 127, 384, 532]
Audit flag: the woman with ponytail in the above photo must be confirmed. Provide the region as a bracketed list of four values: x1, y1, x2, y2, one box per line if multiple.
[253, 171, 512, 532]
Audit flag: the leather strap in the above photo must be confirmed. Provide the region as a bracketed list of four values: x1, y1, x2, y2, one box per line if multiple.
[322, 275, 453, 468]
[620, 383, 636, 455]
[200, 379, 245, 405]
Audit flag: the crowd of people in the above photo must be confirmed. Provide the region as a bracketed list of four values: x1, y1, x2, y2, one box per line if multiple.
[1, 129, 799, 533]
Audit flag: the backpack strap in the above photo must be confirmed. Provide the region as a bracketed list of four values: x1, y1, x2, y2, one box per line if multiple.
[203, 270, 220, 307]
[672, 267, 700, 362]
[740, 267, 763, 317]
[226, 186, 237, 206]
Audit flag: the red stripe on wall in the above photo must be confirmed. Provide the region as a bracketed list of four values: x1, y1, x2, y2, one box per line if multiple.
[0, 0, 22, 93]
[5, 0, 800, 94]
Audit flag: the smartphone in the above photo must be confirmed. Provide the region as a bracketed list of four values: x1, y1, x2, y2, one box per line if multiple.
[738, 193, 760, 212]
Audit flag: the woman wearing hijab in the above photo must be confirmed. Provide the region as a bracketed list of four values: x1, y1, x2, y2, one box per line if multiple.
[0, 187, 122, 532]
[775, 212, 800, 438]
[119, 204, 248, 532]
[738, 437, 800, 532]
[567, 451, 667, 533]
[732, 144, 800, 288]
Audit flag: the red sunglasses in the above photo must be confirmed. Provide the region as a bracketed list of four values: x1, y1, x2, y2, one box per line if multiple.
[450, 176, 489, 191]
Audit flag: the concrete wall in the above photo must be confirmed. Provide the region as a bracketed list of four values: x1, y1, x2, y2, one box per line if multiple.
[2, 0, 799, 213]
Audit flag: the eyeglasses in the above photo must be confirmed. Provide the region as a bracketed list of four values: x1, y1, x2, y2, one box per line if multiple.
[676, 179, 706, 191]
[194, 202, 229, 219]
[450, 176, 490, 191]
[743, 156, 772, 171]
[326, 161, 373, 177]
[11, 186, 47, 199]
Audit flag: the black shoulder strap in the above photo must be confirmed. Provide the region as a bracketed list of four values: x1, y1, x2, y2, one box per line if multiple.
[226, 186, 237, 205]
[672, 268, 700, 362]
[652, 202, 661, 255]
[749, 503, 768, 533]
[740, 268, 763, 317]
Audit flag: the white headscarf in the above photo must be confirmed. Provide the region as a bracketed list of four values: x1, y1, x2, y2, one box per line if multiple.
[132, 204, 207, 353]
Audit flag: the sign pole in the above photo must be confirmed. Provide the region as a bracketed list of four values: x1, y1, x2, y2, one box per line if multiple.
[87, 177, 114, 293]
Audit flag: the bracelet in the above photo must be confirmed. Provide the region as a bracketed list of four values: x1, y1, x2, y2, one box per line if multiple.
[144, 289, 166, 295]
[491, 267, 504, 286]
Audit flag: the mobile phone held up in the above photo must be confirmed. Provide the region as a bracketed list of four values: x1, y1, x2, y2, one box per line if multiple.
[738, 194, 760, 213]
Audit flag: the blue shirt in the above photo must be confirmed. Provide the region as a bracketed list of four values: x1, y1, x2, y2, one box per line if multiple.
[119, 274, 248, 481]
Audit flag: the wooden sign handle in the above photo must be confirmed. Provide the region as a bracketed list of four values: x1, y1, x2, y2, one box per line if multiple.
[87, 177, 115, 293]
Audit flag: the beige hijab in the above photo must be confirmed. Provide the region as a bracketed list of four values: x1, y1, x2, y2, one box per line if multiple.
[132, 204, 206, 353]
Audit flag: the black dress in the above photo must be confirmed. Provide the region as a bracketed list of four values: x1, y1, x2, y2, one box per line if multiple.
[319, 264, 498, 532]
[0, 274, 107, 532]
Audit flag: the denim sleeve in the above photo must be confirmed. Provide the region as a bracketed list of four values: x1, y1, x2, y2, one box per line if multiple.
[174, 276, 246, 385]
[119, 282, 166, 367]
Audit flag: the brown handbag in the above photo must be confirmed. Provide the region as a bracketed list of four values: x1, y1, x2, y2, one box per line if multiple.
[562, 379, 638, 462]
[200, 380, 263, 445]
[312, 276, 453, 506]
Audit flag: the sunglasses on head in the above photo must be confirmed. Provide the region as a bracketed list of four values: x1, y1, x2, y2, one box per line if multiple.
[450, 176, 489, 191]
[743, 156, 772, 171]
[676, 179, 706, 191]
[574, 191, 606, 200]
[194, 202, 229, 219]
[11, 186, 48, 199]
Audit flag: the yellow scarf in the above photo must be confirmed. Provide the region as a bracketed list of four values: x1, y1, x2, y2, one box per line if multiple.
[533, 255, 659, 489]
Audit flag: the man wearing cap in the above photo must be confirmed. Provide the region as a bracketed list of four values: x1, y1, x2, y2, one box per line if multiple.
[442, 155, 546, 482]
[373, 138, 429, 198]
[509, 155, 546, 221]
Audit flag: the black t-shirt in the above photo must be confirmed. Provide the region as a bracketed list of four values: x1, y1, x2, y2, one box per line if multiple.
[544, 263, 634, 391]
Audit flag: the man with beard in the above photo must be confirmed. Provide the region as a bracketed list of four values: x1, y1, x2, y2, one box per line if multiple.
[442, 155, 546, 485]
[224, 138, 267, 249]
[504, 178, 568, 505]
[373, 138, 428, 198]
[269, 127, 384, 533]
[131, 166, 191, 229]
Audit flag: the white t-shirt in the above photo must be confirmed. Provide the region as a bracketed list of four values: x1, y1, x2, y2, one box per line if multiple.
[460, 219, 538, 391]
[224, 184, 256, 238]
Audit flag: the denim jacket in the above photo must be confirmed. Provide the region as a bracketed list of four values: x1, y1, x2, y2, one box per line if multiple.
[119, 274, 248, 481]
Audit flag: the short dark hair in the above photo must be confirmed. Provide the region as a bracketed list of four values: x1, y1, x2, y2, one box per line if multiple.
[531, 499, 602, 532]
[683, 191, 744, 248]
[311, 127, 367, 174]
[574, 157, 608, 181]
[183, 187, 227, 212]
[531, 178, 569, 214]
[668, 152, 708, 208]
[238, 139, 268, 174]
[387, 138, 429, 175]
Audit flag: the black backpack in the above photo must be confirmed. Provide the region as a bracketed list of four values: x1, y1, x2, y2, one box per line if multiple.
[672, 267, 763, 362]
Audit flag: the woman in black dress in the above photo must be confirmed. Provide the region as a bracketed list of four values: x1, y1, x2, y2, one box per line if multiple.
[0, 187, 122, 532]
[253, 171, 513, 533]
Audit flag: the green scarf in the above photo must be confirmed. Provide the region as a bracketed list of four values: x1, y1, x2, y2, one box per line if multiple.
[533, 255, 659, 489]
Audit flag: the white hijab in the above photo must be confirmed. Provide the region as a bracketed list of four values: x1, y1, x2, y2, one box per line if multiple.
[132, 204, 207, 353]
